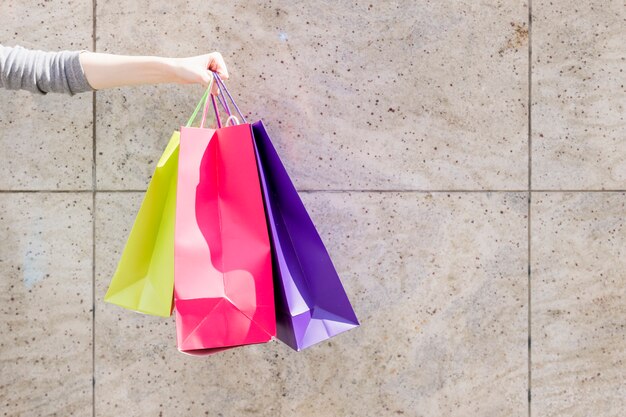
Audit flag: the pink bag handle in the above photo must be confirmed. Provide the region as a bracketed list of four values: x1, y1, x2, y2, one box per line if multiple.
[199, 75, 223, 129]
[198, 72, 243, 129]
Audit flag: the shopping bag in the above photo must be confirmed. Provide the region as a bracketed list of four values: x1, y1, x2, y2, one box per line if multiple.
[104, 89, 211, 317]
[174, 91, 276, 354]
[214, 74, 360, 350]
[252, 121, 360, 350]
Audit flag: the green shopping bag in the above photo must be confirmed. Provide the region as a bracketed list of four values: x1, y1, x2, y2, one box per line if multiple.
[104, 89, 210, 316]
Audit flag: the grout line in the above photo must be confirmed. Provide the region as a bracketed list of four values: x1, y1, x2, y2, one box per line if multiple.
[527, 0, 533, 416]
[296, 189, 626, 193]
[0, 190, 94, 193]
[91, 1, 97, 416]
[529, 189, 626, 193]
[297, 189, 531, 193]
[528, 11, 533, 193]
[1, 189, 625, 194]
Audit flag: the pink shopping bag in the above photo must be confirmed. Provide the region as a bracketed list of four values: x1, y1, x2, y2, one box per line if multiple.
[174, 93, 276, 355]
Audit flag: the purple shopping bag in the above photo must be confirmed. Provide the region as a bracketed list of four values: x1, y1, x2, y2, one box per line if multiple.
[213, 74, 359, 350]
[251, 121, 360, 350]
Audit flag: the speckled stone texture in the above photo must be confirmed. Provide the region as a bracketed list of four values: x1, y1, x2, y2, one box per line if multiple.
[94, 193, 282, 417]
[532, 193, 626, 416]
[532, 1, 626, 189]
[0, 193, 93, 416]
[1, 0, 625, 416]
[0, 1, 93, 190]
[275, 192, 528, 416]
[94, 191, 528, 417]
[95, 0, 528, 191]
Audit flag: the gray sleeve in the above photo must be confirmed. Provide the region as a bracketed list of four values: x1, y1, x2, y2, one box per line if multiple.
[0, 44, 94, 95]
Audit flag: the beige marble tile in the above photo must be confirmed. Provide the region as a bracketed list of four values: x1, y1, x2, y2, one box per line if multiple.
[96, 1, 528, 190]
[532, 1, 626, 189]
[94, 192, 281, 417]
[273, 192, 528, 416]
[0, 1, 91, 51]
[531, 192, 626, 416]
[0, 1, 94, 190]
[95, 85, 204, 190]
[0, 193, 92, 416]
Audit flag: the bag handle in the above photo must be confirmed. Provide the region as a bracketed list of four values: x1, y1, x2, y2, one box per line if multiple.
[188, 73, 243, 129]
[186, 75, 219, 128]
[212, 73, 247, 123]
[199, 75, 221, 128]
[185, 87, 210, 127]
[206, 72, 240, 127]
[213, 90, 239, 127]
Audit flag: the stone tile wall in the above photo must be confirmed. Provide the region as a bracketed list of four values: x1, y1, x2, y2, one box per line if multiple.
[1, 1, 623, 416]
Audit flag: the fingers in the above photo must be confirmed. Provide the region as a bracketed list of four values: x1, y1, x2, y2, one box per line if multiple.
[207, 52, 229, 80]
[200, 71, 219, 96]
[211, 81, 220, 96]
[199, 71, 212, 88]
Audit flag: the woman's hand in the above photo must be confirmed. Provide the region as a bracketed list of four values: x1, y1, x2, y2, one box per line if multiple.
[169, 52, 229, 94]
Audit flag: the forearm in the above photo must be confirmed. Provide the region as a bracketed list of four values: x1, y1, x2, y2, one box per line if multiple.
[79, 52, 178, 90]
[0, 45, 227, 94]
